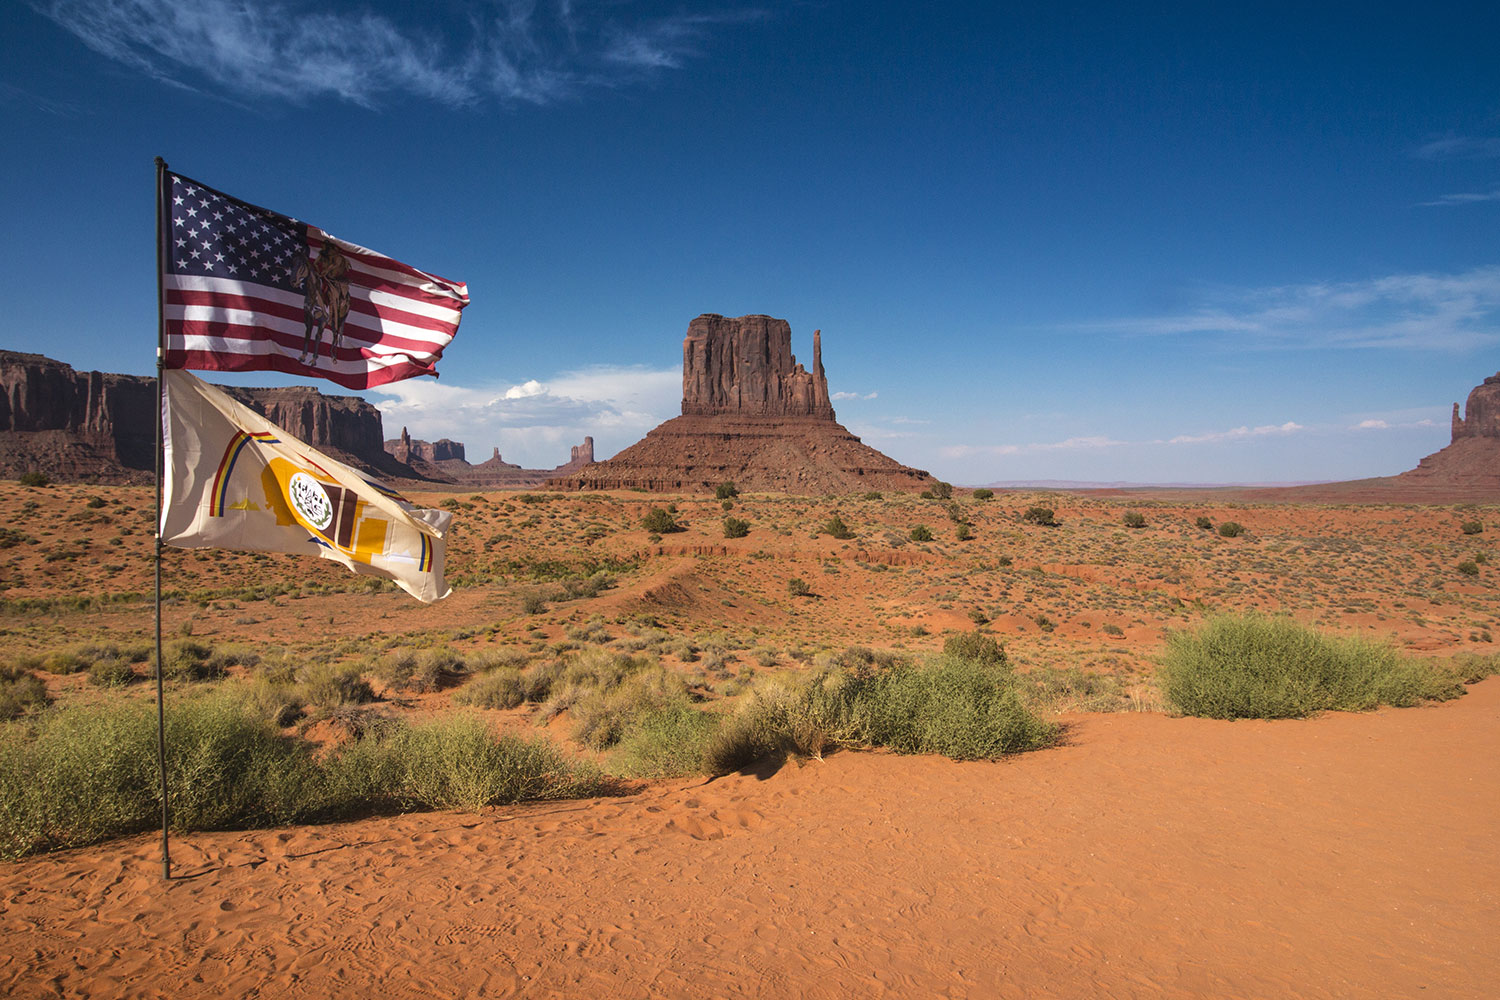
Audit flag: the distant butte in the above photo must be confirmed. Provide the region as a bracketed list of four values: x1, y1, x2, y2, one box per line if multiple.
[1395, 371, 1500, 490]
[550, 314, 932, 494]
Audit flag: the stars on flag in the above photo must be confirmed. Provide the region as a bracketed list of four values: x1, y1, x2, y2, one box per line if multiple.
[166, 176, 303, 289]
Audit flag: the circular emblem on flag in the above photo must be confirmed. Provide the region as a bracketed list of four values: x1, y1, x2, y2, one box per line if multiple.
[287, 472, 334, 531]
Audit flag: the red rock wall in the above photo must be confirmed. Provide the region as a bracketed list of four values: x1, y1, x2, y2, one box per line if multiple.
[681, 314, 836, 420]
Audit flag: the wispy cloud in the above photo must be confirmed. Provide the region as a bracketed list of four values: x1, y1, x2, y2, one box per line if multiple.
[1413, 135, 1500, 160]
[370, 363, 679, 467]
[831, 390, 878, 401]
[33, 1, 765, 108]
[1071, 266, 1500, 352]
[1419, 188, 1500, 207]
[939, 422, 1305, 459]
[0, 80, 89, 116]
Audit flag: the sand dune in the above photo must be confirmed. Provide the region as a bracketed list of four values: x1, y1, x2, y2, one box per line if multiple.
[3, 679, 1496, 999]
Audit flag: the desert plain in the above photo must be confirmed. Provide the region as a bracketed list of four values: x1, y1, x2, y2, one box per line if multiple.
[1, 480, 1497, 998]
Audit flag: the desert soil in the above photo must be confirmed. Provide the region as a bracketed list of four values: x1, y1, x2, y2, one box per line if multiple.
[1, 482, 1497, 997]
[3, 678, 1496, 999]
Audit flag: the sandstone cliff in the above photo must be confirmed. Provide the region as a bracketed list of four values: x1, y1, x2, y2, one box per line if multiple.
[1398, 372, 1500, 490]
[0, 351, 417, 483]
[552, 315, 931, 494]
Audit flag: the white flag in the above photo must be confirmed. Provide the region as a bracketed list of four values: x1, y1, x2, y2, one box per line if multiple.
[161, 369, 452, 603]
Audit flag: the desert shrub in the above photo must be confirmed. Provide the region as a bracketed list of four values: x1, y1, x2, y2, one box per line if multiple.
[1457, 560, 1480, 577]
[787, 577, 812, 598]
[609, 707, 721, 778]
[18, 472, 49, 487]
[520, 590, 548, 615]
[705, 647, 1054, 773]
[453, 668, 526, 710]
[0, 667, 49, 720]
[972, 488, 994, 500]
[164, 640, 223, 681]
[300, 662, 375, 709]
[966, 607, 989, 625]
[1101, 623, 1125, 637]
[238, 677, 306, 727]
[715, 482, 739, 500]
[85, 496, 106, 509]
[40, 650, 86, 675]
[721, 499, 734, 511]
[862, 491, 882, 500]
[1159, 614, 1461, 720]
[469, 648, 531, 673]
[909, 525, 934, 542]
[723, 516, 750, 539]
[1022, 505, 1057, 526]
[943, 632, 1007, 667]
[1460, 520, 1483, 535]
[87, 655, 136, 688]
[955, 523, 973, 541]
[823, 514, 854, 539]
[0, 699, 602, 860]
[1123, 511, 1146, 529]
[1194, 516, 1214, 530]
[569, 666, 690, 750]
[930, 481, 953, 500]
[1217, 521, 1244, 538]
[641, 508, 683, 533]
[376, 647, 459, 693]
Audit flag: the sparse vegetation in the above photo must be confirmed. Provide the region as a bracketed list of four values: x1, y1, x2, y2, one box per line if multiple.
[910, 525, 933, 542]
[1159, 614, 1460, 720]
[1022, 505, 1057, 527]
[1217, 521, 1244, 538]
[823, 514, 854, 539]
[1461, 520, 1483, 535]
[1457, 560, 1480, 577]
[723, 516, 750, 539]
[972, 488, 994, 500]
[18, 472, 50, 487]
[787, 577, 812, 598]
[1195, 516, 1214, 530]
[1123, 511, 1146, 529]
[715, 482, 739, 500]
[641, 508, 684, 534]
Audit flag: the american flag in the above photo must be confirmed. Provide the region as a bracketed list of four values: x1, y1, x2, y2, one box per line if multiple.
[159, 169, 469, 389]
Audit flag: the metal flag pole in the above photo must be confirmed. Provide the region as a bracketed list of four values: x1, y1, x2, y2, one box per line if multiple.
[153, 156, 172, 880]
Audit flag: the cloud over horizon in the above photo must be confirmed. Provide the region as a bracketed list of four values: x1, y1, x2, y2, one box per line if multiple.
[33, 0, 765, 107]
[371, 363, 678, 468]
[1072, 266, 1500, 352]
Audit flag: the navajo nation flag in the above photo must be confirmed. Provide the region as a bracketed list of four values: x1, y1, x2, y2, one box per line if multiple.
[160, 170, 469, 389]
[161, 369, 452, 603]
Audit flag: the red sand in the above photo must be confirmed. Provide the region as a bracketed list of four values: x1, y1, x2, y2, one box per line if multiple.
[4, 680, 1498, 1000]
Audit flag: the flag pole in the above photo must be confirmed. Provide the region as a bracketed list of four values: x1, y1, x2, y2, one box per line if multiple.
[153, 156, 172, 881]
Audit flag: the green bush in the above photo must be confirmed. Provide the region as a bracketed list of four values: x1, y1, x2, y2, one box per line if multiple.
[715, 482, 739, 500]
[0, 698, 601, 860]
[909, 524, 933, 542]
[1159, 614, 1461, 720]
[955, 523, 973, 541]
[300, 662, 375, 709]
[1022, 505, 1057, 527]
[723, 516, 750, 539]
[943, 632, 1007, 666]
[1460, 520, 1483, 535]
[18, 472, 49, 487]
[87, 655, 136, 688]
[823, 514, 854, 539]
[454, 669, 526, 709]
[787, 577, 812, 598]
[930, 481, 954, 500]
[1457, 560, 1480, 577]
[641, 508, 683, 533]
[972, 488, 994, 501]
[610, 707, 722, 778]
[862, 491, 882, 500]
[0, 667, 49, 720]
[1123, 511, 1146, 528]
[1195, 516, 1214, 530]
[569, 667, 690, 750]
[1218, 521, 1244, 538]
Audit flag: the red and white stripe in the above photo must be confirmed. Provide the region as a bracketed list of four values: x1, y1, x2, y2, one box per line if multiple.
[164, 227, 469, 390]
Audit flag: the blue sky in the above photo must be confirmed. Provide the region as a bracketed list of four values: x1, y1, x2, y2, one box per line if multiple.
[2, 1, 1497, 484]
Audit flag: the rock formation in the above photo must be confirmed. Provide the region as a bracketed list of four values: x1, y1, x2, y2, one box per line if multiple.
[1397, 372, 1500, 490]
[0, 351, 417, 483]
[385, 430, 597, 488]
[550, 315, 932, 494]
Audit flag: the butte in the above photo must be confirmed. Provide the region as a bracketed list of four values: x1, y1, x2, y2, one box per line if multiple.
[550, 314, 933, 494]
[1395, 370, 1500, 490]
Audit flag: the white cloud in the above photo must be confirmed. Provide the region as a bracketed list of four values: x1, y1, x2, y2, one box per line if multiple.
[831, 390, 878, 401]
[1419, 189, 1500, 207]
[1413, 136, 1500, 160]
[34, 0, 765, 107]
[1166, 422, 1303, 445]
[1355, 419, 1389, 429]
[1071, 266, 1500, 352]
[371, 363, 678, 468]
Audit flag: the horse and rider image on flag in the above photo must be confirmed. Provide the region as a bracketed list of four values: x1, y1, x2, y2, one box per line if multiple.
[160, 368, 453, 604]
[159, 169, 470, 390]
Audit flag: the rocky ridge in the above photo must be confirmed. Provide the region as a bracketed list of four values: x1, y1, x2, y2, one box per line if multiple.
[550, 314, 931, 494]
[1397, 372, 1500, 489]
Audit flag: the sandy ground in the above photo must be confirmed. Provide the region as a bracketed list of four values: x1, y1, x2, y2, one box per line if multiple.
[4, 678, 1496, 1000]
